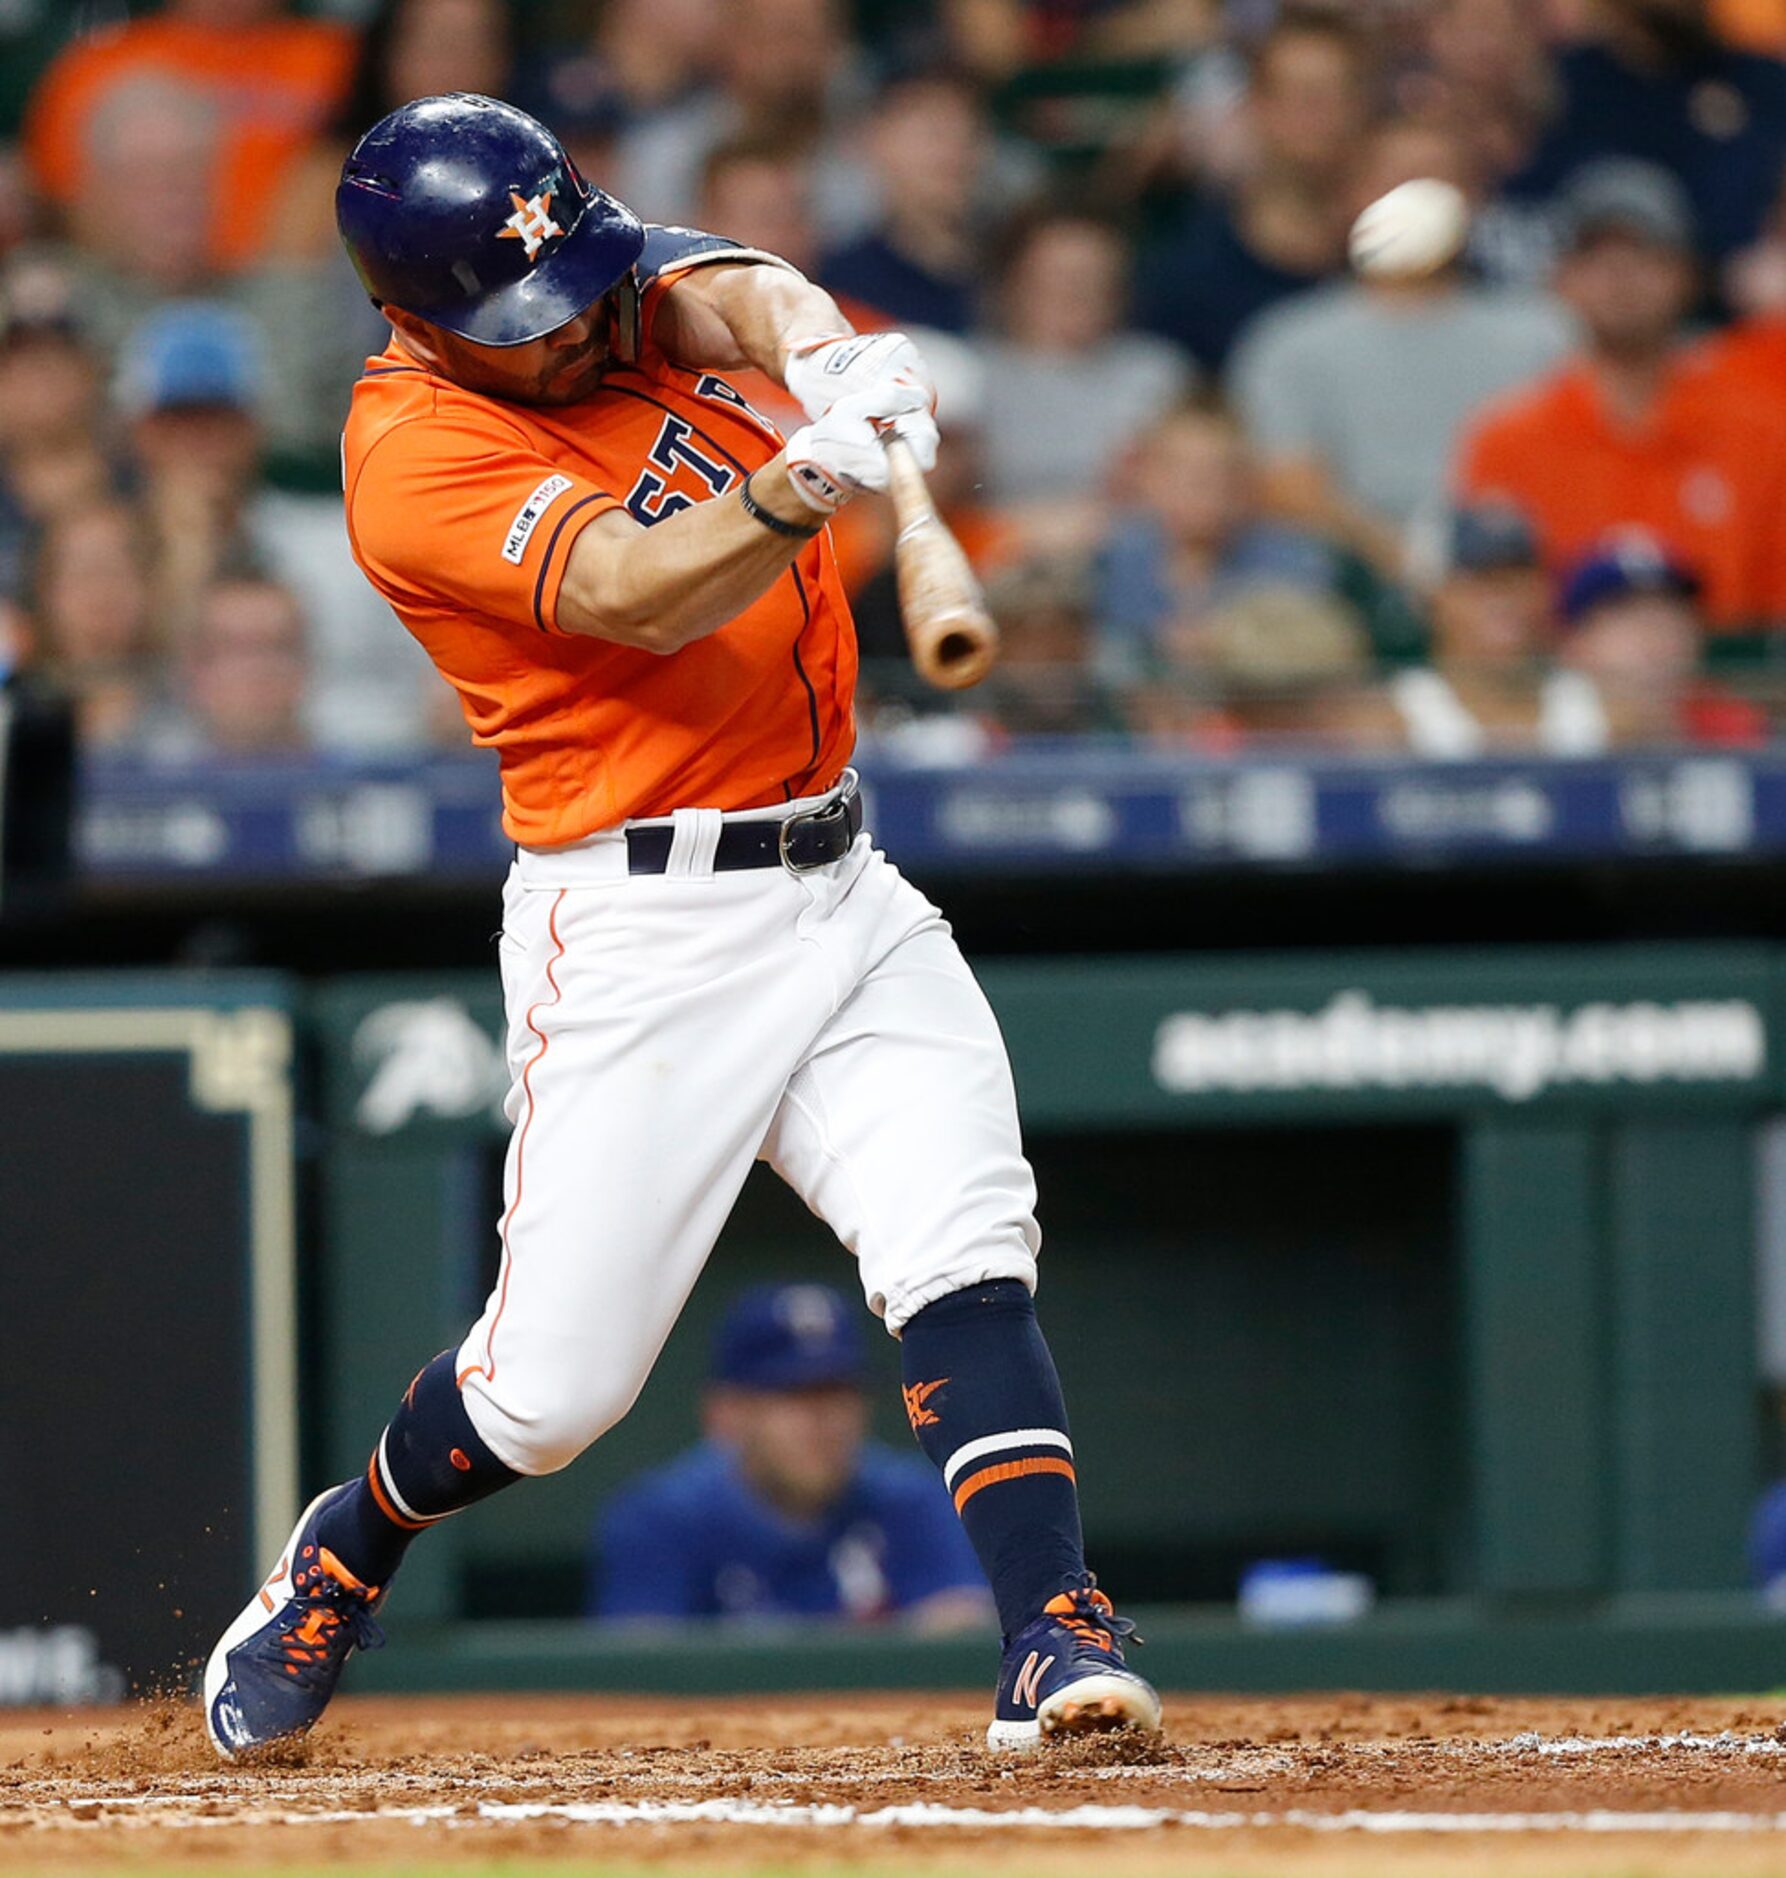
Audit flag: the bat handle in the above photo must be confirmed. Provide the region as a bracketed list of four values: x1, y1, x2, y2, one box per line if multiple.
[882, 435, 1000, 692]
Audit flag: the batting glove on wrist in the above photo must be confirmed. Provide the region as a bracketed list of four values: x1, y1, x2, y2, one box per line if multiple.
[784, 330, 937, 424]
[784, 382, 940, 513]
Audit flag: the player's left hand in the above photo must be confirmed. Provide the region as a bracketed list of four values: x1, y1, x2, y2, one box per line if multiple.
[784, 331, 936, 424]
[784, 383, 940, 511]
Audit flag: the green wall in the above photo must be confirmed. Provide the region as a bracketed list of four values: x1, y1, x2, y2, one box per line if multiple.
[309, 945, 1781, 1616]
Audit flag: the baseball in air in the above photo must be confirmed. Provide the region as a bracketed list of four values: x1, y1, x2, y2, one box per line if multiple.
[1348, 178, 1469, 279]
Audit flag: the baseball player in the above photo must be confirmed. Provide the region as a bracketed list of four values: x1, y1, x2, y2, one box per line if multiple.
[203, 93, 1160, 1758]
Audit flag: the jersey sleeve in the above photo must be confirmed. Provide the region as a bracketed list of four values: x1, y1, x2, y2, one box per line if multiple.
[346, 405, 622, 635]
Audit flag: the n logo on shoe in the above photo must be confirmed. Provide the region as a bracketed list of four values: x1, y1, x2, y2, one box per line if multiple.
[1012, 1650, 1055, 1711]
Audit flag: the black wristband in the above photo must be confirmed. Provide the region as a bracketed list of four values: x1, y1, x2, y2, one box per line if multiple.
[739, 472, 823, 540]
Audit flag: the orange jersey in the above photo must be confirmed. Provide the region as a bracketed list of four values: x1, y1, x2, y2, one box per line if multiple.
[343, 254, 857, 848]
[24, 17, 354, 273]
[1700, 314, 1786, 406]
[1456, 350, 1786, 630]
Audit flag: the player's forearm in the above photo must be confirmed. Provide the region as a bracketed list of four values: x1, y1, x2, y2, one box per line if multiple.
[558, 456, 819, 652]
[666, 264, 853, 384]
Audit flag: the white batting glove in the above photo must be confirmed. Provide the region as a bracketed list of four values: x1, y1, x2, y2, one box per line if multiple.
[784, 382, 940, 513]
[783, 330, 936, 424]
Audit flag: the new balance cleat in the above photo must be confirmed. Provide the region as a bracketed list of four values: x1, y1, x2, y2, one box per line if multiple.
[203, 1486, 385, 1759]
[986, 1578, 1162, 1752]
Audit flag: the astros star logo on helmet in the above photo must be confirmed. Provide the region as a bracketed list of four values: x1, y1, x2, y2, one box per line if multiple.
[499, 191, 562, 261]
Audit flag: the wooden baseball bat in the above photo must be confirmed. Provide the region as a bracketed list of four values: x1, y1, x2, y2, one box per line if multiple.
[882, 435, 1000, 691]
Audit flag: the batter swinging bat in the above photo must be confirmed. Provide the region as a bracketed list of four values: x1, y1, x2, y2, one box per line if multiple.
[882, 435, 1000, 691]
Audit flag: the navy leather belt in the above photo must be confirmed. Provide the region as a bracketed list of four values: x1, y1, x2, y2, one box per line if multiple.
[626, 778, 863, 877]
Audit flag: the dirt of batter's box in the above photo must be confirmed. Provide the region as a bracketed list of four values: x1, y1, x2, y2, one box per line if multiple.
[6, 1691, 1786, 1874]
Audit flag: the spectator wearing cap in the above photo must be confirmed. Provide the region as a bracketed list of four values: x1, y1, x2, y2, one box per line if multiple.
[1382, 503, 1614, 758]
[1133, 9, 1371, 373]
[1456, 158, 1786, 631]
[1556, 529, 1767, 745]
[1231, 116, 1574, 577]
[115, 300, 437, 752]
[1501, 0, 1786, 265]
[590, 1284, 991, 1628]
[22, 0, 354, 277]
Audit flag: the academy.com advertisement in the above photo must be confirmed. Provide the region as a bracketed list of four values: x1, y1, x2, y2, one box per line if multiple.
[1152, 991, 1768, 1104]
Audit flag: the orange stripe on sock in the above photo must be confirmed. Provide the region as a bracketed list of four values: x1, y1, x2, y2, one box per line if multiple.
[365, 1454, 429, 1532]
[953, 1454, 1077, 1513]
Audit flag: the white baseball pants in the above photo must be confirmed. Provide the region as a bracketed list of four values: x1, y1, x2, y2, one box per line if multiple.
[455, 798, 1042, 1477]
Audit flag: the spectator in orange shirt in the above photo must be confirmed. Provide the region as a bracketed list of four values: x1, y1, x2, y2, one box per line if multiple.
[23, 0, 354, 276]
[1456, 158, 1786, 631]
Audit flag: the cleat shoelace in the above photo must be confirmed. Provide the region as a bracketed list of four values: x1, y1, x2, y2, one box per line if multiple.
[272, 1599, 385, 1689]
[260, 1553, 385, 1693]
[1046, 1576, 1143, 1653]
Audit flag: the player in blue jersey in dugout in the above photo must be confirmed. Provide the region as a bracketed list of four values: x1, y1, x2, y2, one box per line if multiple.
[590, 1284, 995, 1629]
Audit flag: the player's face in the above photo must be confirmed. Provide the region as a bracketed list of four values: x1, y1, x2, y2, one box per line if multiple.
[715, 1384, 867, 1517]
[389, 301, 615, 406]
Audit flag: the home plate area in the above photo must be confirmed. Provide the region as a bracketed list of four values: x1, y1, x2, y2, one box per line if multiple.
[9, 1692, 1786, 1874]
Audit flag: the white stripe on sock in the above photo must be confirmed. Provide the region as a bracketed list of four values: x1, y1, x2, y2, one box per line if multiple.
[942, 1428, 1073, 1492]
[376, 1429, 450, 1525]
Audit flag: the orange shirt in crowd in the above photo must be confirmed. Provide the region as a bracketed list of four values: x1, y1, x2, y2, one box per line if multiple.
[24, 15, 355, 272]
[1455, 349, 1786, 630]
[1701, 315, 1786, 405]
[1713, 0, 1786, 52]
[343, 288, 856, 848]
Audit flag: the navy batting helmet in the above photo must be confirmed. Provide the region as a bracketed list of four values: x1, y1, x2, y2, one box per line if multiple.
[336, 94, 645, 347]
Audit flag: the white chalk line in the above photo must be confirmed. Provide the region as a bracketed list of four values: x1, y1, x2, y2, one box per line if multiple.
[27, 1796, 1786, 1836]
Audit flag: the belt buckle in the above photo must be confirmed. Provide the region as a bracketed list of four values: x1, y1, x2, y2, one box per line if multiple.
[777, 770, 858, 875]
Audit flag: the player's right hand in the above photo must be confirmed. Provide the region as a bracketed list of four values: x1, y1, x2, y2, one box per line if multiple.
[784, 381, 940, 513]
[784, 330, 936, 424]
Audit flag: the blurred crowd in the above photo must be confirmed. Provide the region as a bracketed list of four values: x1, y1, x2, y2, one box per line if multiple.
[6, 0, 1786, 765]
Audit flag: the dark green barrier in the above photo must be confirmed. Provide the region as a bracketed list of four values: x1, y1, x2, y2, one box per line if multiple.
[309, 945, 1783, 1618]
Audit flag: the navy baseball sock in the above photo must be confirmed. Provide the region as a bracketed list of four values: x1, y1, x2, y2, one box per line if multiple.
[312, 1352, 522, 1585]
[900, 1280, 1086, 1638]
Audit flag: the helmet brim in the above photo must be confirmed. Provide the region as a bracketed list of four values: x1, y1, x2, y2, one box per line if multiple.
[408, 198, 647, 348]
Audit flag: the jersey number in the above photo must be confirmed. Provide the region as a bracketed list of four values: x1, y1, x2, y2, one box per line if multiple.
[625, 416, 734, 525]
